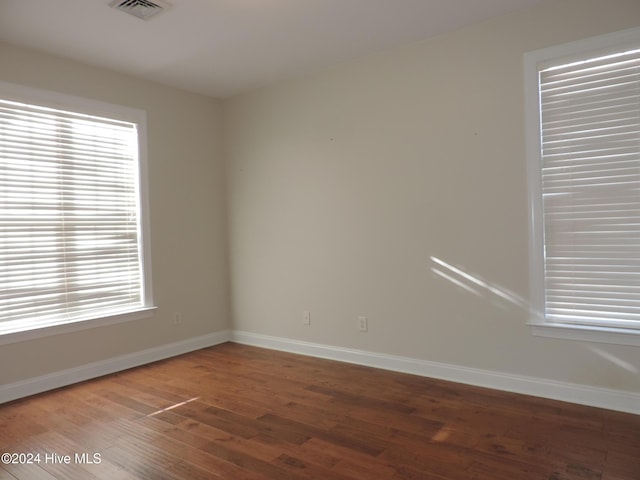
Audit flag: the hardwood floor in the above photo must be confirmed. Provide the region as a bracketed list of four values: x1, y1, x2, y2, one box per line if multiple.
[1, 342, 638, 480]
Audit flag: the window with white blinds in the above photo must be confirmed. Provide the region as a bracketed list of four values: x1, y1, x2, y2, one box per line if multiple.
[0, 84, 153, 340]
[525, 27, 640, 345]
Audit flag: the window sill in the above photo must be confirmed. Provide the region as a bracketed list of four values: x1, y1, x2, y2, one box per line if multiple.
[529, 322, 640, 347]
[0, 307, 157, 346]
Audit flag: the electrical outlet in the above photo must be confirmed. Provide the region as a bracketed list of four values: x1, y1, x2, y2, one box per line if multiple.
[174, 312, 182, 325]
[358, 316, 368, 332]
[303, 310, 311, 326]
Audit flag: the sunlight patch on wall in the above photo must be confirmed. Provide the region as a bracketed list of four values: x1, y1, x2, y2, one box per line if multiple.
[586, 346, 639, 374]
[430, 257, 527, 310]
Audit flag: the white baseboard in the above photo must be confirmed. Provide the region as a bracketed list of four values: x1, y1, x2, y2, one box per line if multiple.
[231, 330, 640, 415]
[3, 329, 638, 415]
[0, 330, 231, 405]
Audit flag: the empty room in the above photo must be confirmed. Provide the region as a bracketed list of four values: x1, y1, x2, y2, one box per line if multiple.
[1, 0, 639, 479]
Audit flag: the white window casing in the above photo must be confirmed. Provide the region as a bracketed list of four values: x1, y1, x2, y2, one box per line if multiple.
[0, 82, 155, 345]
[525, 27, 640, 346]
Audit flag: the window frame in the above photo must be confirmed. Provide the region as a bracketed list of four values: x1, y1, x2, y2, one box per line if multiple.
[0, 81, 155, 345]
[524, 27, 640, 346]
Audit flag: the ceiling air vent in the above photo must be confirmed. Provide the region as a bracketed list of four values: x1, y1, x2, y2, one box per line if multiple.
[109, 0, 171, 20]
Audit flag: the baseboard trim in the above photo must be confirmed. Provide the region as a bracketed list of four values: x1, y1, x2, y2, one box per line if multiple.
[0, 330, 231, 405]
[231, 330, 640, 415]
[4, 329, 638, 415]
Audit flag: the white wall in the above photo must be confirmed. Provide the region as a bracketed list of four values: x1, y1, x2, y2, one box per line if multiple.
[224, 0, 640, 394]
[0, 43, 230, 386]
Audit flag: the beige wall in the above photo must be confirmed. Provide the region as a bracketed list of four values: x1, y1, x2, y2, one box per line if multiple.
[2, 0, 640, 398]
[224, 0, 640, 392]
[0, 43, 230, 385]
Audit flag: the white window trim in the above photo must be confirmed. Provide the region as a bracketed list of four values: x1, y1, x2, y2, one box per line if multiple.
[0, 81, 155, 345]
[524, 27, 640, 347]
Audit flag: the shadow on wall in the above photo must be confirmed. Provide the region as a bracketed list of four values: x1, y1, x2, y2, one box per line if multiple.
[430, 256, 528, 311]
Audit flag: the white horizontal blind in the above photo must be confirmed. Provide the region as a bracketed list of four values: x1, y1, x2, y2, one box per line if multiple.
[0, 98, 143, 328]
[539, 47, 640, 330]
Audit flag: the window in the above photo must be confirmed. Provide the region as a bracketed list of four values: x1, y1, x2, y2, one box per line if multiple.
[0, 82, 154, 344]
[525, 27, 640, 346]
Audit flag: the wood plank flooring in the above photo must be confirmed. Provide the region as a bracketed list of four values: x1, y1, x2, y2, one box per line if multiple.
[0, 342, 638, 479]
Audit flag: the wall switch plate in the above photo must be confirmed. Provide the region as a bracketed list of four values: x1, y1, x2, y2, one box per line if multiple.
[303, 310, 311, 325]
[358, 316, 368, 332]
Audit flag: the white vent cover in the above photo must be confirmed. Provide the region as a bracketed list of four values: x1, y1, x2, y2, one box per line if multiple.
[109, 0, 171, 20]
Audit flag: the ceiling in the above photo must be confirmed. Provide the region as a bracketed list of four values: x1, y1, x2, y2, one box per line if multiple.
[0, 0, 543, 99]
